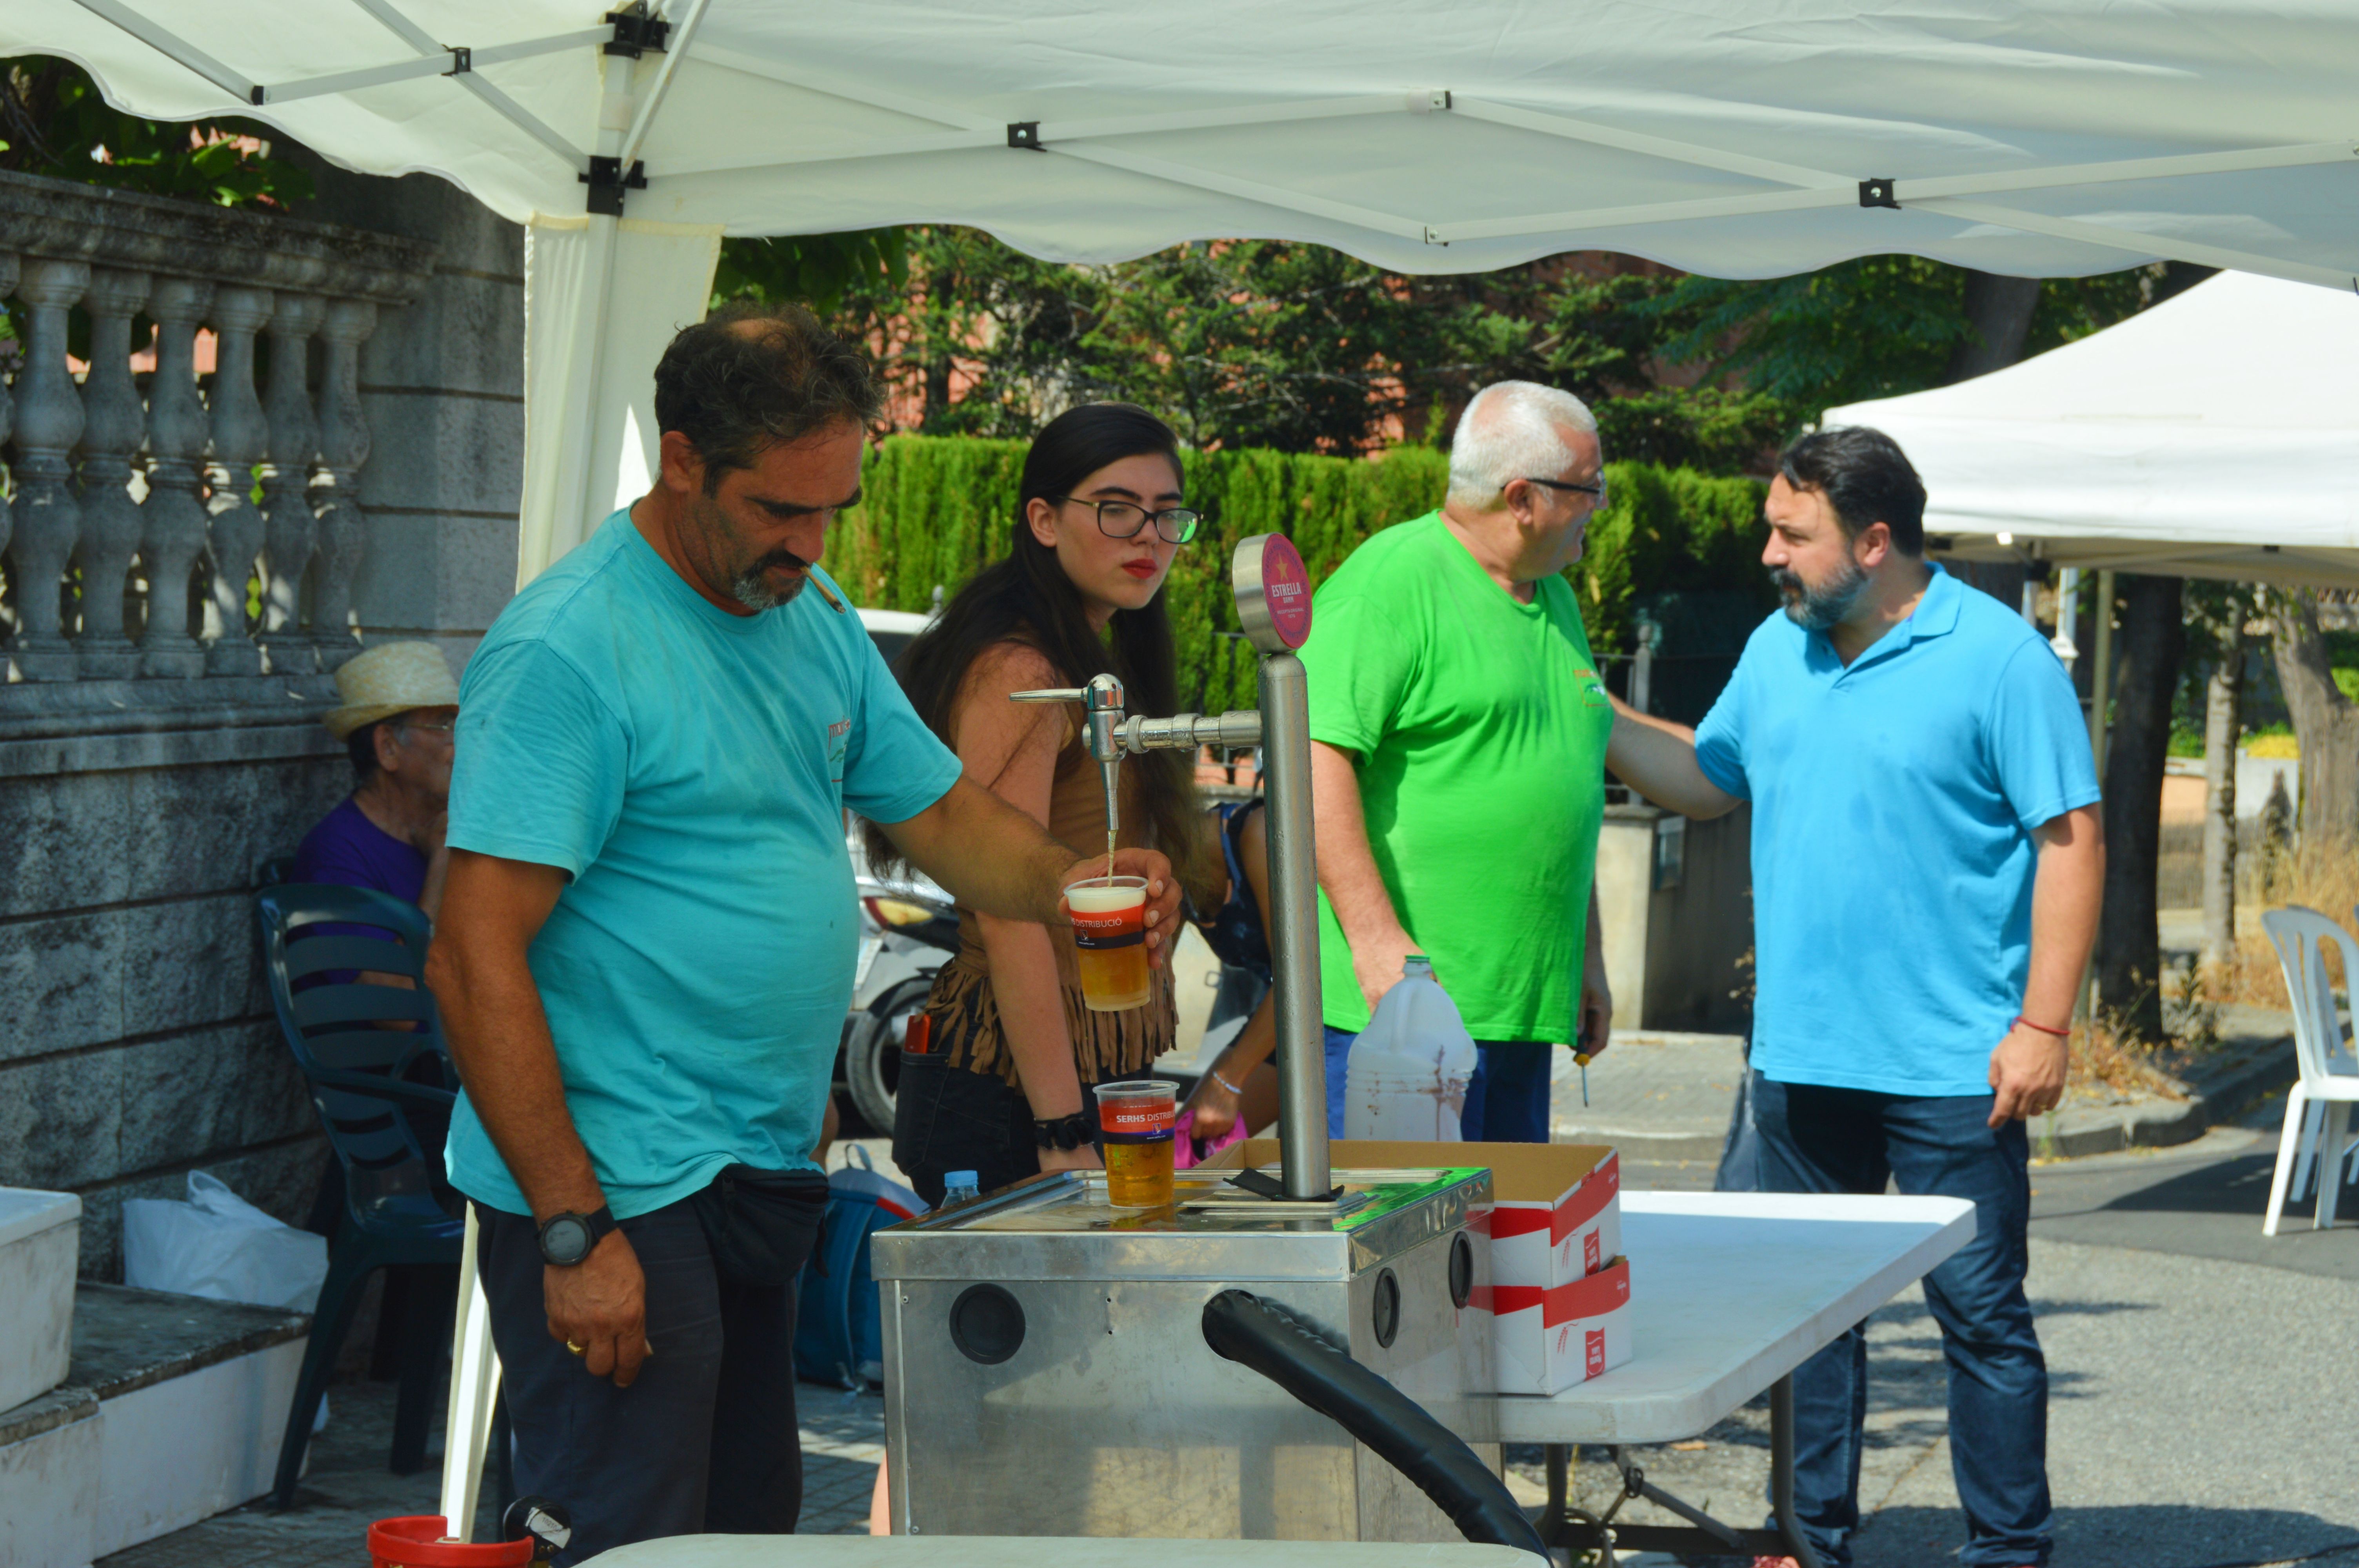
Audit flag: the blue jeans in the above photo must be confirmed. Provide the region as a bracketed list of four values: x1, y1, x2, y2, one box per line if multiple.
[1322, 1027, 1554, 1142]
[1750, 1074, 2051, 1568]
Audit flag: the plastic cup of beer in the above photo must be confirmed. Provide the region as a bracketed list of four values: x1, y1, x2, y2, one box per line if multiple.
[1064, 874, 1152, 1012]
[1093, 1079, 1178, 1208]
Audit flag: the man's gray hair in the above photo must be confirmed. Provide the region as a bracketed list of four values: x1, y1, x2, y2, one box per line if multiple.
[1446, 381, 1600, 510]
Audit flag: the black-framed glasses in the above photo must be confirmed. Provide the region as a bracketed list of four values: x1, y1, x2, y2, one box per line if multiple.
[1056, 496, 1202, 545]
[1512, 475, 1610, 510]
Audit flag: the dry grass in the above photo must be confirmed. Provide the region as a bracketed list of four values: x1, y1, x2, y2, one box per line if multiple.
[2068, 1011, 2189, 1102]
[2216, 835, 2359, 1011]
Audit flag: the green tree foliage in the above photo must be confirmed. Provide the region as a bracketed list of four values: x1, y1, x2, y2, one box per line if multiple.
[826, 434, 1768, 715]
[1, 56, 313, 208]
[712, 229, 909, 318]
[1645, 257, 2174, 422]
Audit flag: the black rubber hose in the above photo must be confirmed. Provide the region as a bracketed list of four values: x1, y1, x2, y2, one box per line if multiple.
[1201, 1288, 1548, 1560]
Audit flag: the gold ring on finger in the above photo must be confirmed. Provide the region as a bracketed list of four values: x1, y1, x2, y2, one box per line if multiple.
[565, 1340, 586, 1356]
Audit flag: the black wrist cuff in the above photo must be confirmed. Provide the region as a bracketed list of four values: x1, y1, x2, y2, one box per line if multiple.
[1034, 1111, 1093, 1151]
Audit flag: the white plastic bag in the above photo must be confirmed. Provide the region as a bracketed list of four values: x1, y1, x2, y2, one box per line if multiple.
[122, 1171, 330, 1312]
[1345, 955, 1481, 1141]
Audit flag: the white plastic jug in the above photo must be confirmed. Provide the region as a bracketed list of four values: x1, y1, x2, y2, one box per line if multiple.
[1345, 955, 1481, 1141]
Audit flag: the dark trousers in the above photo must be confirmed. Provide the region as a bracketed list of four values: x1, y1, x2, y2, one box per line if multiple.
[892, 1049, 1041, 1208]
[476, 1195, 812, 1565]
[1750, 1074, 2052, 1568]
[1321, 1028, 1556, 1142]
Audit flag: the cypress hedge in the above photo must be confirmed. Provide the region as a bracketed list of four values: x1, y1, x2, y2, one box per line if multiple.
[826, 434, 1768, 716]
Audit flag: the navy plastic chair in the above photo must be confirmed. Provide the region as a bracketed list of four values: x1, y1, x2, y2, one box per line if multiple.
[255, 882, 464, 1508]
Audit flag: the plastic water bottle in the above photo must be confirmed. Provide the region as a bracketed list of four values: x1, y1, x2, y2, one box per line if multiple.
[942, 1170, 981, 1205]
[1345, 955, 1481, 1141]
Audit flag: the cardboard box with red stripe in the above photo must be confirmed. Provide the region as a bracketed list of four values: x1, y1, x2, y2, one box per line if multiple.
[1205, 1139, 1630, 1395]
[1488, 1255, 1632, 1395]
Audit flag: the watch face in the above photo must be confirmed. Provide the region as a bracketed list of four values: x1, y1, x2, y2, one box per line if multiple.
[542, 1215, 591, 1265]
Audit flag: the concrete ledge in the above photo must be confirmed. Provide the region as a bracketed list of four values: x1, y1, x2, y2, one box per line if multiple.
[0, 1285, 312, 1568]
[0, 678, 340, 778]
[2032, 1030, 2297, 1161]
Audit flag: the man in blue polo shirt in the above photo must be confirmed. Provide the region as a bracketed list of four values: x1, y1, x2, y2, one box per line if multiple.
[1606, 426, 2103, 1568]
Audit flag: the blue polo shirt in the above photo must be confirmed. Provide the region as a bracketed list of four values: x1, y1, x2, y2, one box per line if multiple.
[443, 509, 964, 1218]
[1694, 566, 2100, 1097]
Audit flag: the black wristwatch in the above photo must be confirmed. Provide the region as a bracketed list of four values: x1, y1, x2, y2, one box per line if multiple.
[1034, 1111, 1093, 1151]
[537, 1206, 618, 1267]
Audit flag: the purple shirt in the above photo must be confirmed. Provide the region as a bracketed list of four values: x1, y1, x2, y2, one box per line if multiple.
[293, 796, 426, 905]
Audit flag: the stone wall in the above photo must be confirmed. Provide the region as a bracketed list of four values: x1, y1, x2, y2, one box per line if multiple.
[0, 161, 522, 1278]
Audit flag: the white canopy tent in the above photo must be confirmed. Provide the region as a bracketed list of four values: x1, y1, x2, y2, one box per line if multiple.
[10, 0, 2359, 584]
[1828, 269, 2359, 589]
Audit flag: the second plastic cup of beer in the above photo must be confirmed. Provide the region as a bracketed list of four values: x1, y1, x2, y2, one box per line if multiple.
[1092, 1079, 1177, 1207]
[1064, 874, 1151, 1012]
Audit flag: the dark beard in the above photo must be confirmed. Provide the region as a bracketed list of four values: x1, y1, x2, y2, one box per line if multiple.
[1772, 556, 1868, 632]
[731, 548, 812, 610]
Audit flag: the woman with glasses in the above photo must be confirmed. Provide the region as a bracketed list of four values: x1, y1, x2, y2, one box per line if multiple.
[873, 403, 1210, 1205]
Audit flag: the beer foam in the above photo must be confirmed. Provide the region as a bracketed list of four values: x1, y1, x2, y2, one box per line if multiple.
[1066, 882, 1146, 913]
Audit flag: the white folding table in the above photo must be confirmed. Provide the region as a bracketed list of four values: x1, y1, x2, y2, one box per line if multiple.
[1496, 1191, 1977, 1568]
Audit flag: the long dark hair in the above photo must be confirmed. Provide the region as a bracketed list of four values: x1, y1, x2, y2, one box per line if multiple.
[869, 403, 1205, 895]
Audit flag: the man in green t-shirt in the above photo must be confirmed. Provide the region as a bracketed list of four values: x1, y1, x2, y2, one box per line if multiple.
[1303, 379, 1616, 1141]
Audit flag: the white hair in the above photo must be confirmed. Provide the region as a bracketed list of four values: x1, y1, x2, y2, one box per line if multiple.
[1445, 381, 1599, 510]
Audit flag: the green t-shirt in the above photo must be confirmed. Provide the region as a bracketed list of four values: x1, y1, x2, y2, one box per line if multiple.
[1300, 512, 1613, 1042]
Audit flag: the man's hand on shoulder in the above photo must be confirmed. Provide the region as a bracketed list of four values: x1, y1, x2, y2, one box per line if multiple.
[1986, 1019, 2070, 1128]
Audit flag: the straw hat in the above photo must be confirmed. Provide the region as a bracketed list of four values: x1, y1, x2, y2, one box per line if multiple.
[323, 641, 462, 740]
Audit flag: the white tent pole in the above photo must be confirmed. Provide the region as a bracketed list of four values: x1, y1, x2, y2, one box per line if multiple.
[1450, 98, 1847, 189]
[616, 0, 716, 172]
[344, 0, 589, 174]
[1048, 143, 1429, 239]
[1912, 199, 2358, 290]
[67, 0, 254, 101]
[255, 27, 607, 106]
[652, 92, 1427, 183]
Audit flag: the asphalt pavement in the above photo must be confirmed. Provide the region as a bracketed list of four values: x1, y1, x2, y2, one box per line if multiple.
[1563, 1091, 2359, 1568]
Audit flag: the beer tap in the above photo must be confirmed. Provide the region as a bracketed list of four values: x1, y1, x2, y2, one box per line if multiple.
[1009, 673, 1265, 848]
[1012, 534, 1327, 1201]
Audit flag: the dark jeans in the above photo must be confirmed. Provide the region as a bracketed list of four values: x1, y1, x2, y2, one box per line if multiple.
[475, 1190, 819, 1565]
[1750, 1074, 2052, 1568]
[1321, 1027, 1555, 1142]
[893, 1048, 1041, 1208]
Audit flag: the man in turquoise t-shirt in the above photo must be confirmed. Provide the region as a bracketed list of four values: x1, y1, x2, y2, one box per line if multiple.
[1302, 380, 1616, 1143]
[425, 307, 1180, 1561]
[1606, 426, 2103, 1568]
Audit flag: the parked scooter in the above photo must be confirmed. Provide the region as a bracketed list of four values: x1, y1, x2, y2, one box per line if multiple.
[838, 840, 958, 1134]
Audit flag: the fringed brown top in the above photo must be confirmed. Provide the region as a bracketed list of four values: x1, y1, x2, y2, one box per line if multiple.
[926, 696, 1176, 1089]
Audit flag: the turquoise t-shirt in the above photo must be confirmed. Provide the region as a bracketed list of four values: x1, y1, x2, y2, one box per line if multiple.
[443, 510, 963, 1218]
[1694, 565, 2101, 1097]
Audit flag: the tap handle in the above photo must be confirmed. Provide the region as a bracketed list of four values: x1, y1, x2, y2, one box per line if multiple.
[1010, 688, 1088, 704]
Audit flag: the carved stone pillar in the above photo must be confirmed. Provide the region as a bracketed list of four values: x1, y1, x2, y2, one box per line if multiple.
[72, 267, 153, 679]
[5, 258, 91, 681]
[256, 290, 325, 674]
[203, 285, 272, 677]
[0, 252, 17, 572]
[141, 275, 215, 679]
[308, 298, 377, 671]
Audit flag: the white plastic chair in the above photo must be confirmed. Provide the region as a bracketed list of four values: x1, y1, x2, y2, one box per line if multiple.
[2258, 907, 2359, 1234]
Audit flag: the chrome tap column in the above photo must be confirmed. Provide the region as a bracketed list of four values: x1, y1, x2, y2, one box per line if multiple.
[1011, 534, 1329, 1197]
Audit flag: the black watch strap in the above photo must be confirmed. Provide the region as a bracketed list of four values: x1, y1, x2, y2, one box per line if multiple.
[1034, 1111, 1093, 1151]
[537, 1205, 618, 1266]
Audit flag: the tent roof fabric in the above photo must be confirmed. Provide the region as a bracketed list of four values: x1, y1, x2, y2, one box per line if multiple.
[1828, 273, 2359, 587]
[11, 0, 2359, 286]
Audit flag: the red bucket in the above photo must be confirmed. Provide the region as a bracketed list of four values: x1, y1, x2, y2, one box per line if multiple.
[367, 1517, 535, 1568]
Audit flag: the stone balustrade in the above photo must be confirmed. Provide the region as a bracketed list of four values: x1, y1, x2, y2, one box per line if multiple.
[0, 170, 437, 690]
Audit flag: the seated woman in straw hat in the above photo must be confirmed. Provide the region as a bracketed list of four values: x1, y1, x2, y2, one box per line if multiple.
[294, 640, 462, 920]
